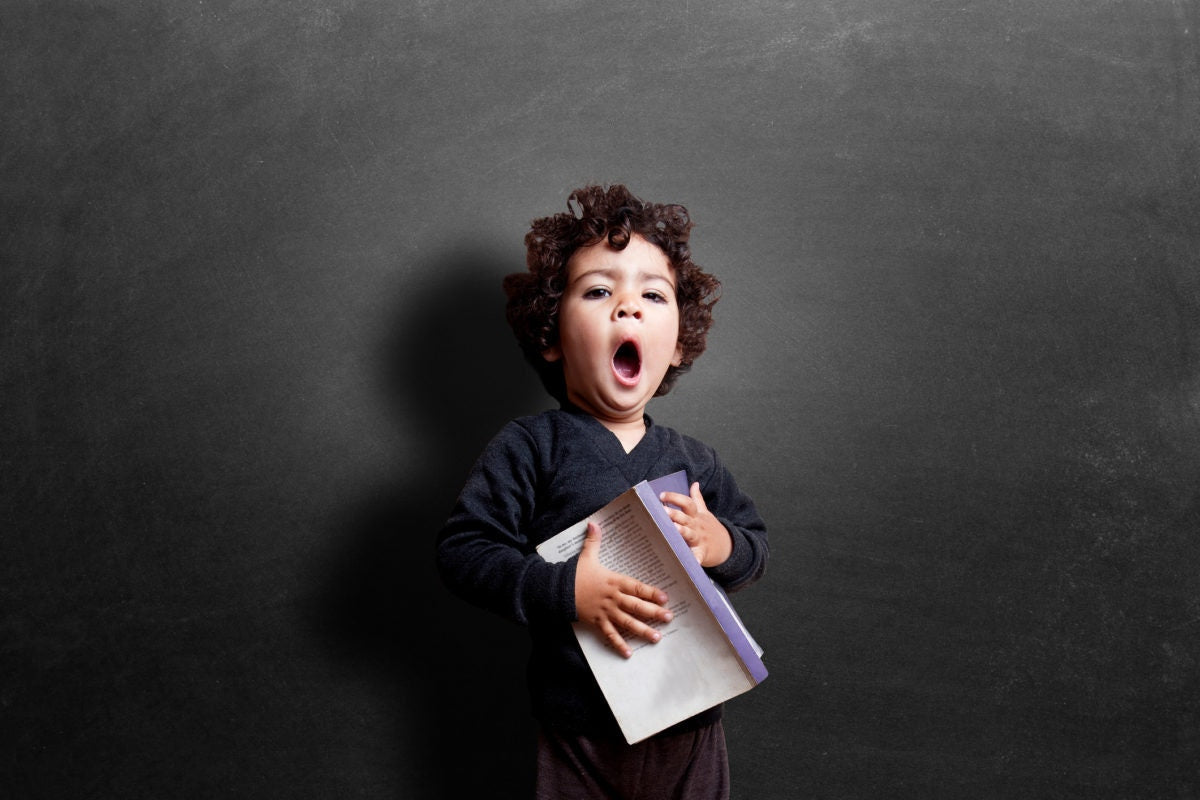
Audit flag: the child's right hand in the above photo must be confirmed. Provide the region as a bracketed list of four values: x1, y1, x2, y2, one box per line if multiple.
[574, 521, 672, 658]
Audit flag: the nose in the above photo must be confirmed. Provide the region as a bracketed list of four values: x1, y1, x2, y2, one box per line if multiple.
[613, 294, 642, 320]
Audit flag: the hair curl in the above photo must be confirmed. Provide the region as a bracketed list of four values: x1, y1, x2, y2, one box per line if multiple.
[503, 184, 721, 402]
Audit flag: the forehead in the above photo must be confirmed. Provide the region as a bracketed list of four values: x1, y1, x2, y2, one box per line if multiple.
[566, 234, 675, 284]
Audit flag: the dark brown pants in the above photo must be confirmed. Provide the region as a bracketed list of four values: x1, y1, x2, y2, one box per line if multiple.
[534, 721, 729, 800]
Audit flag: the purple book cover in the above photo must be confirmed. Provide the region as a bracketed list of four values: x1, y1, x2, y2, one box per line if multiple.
[640, 473, 768, 684]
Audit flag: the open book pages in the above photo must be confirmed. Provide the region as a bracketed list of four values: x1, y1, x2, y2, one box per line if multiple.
[537, 471, 766, 744]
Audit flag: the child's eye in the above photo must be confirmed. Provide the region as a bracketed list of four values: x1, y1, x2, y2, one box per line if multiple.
[583, 287, 611, 299]
[643, 291, 669, 304]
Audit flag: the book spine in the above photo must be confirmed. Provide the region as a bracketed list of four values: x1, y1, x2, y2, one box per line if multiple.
[633, 482, 768, 683]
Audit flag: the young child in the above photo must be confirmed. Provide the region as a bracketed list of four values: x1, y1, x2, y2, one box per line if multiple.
[436, 184, 768, 799]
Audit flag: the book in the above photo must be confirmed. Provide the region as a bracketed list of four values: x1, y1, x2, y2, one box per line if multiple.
[536, 471, 767, 744]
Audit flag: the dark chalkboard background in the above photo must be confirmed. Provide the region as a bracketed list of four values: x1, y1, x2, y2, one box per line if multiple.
[4, 2, 1198, 798]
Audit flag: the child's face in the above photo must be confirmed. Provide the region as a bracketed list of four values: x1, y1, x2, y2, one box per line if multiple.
[543, 234, 682, 425]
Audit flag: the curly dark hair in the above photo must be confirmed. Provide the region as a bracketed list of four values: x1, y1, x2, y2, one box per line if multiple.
[503, 184, 721, 402]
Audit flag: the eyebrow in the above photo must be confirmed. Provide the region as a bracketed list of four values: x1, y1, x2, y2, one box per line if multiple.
[569, 267, 676, 289]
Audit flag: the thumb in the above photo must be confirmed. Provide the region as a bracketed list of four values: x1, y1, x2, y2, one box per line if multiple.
[580, 521, 603, 559]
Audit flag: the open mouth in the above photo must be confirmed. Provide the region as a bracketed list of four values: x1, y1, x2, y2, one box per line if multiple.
[612, 340, 641, 385]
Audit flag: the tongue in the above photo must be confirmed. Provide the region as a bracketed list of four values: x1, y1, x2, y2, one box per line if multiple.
[614, 343, 640, 380]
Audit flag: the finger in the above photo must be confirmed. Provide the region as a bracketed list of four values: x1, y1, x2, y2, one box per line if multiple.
[617, 575, 668, 606]
[689, 482, 708, 512]
[622, 595, 674, 624]
[659, 491, 695, 514]
[665, 507, 691, 527]
[612, 610, 664, 645]
[579, 521, 603, 559]
[599, 621, 633, 658]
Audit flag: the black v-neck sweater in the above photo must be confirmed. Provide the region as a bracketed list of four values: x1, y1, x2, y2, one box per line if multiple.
[437, 406, 768, 736]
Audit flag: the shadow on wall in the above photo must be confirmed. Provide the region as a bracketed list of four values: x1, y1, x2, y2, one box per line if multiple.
[310, 244, 546, 799]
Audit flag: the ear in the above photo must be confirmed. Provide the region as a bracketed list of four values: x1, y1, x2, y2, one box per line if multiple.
[542, 344, 562, 362]
[671, 342, 683, 367]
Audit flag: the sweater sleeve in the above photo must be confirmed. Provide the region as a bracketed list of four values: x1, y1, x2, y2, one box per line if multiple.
[435, 422, 578, 626]
[698, 450, 769, 593]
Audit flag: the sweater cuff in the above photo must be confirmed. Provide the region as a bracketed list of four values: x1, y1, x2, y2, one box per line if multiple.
[519, 555, 579, 624]
[705, 522, 754, 589]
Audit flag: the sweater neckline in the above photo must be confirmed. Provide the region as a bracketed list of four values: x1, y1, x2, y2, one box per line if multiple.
[558, 405, 663, 479]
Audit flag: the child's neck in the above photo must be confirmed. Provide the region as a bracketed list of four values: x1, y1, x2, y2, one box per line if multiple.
[597, 415, 646, 453]
[562, 394, 649, 453]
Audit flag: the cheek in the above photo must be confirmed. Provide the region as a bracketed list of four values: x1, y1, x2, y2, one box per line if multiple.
[554, 305, 579, 345]
[663, 311, 683, 343]
[556, 307, 600, 356]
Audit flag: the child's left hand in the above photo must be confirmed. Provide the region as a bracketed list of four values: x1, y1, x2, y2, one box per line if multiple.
[659, 482, 732, 568]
